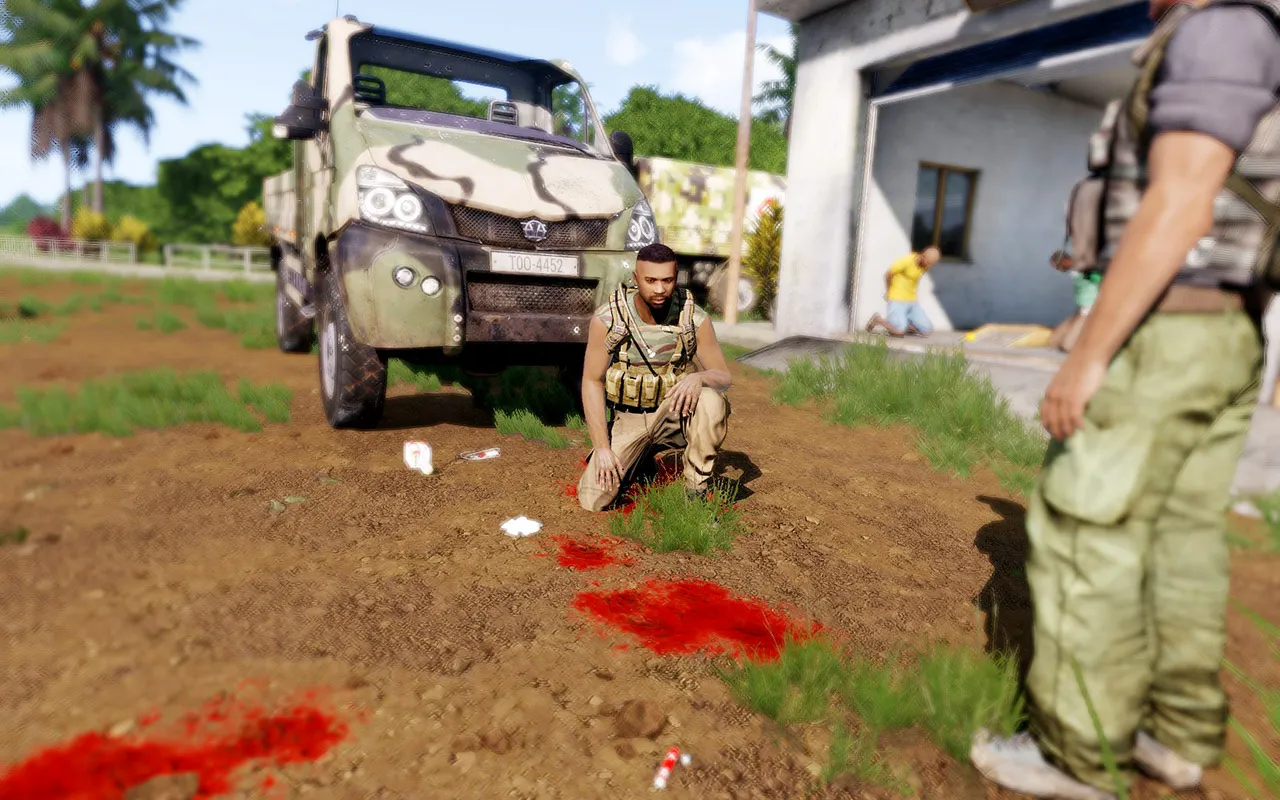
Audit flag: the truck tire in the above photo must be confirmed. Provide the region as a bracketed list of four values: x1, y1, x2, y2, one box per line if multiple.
[275, 253, 314, 353]
[705, 265, 761, 317]
[316, 270, 388, 429]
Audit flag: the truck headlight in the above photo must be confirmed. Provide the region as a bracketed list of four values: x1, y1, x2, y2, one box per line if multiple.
[357, 165, 431, 234]
[624, 199, 657, 250]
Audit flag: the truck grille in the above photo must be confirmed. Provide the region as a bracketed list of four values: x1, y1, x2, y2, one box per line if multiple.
[449, 205, 611, 250]
[466, 276, 598, 316]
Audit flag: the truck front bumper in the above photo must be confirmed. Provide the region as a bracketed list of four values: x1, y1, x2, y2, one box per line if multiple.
[332, 221, 633, 351]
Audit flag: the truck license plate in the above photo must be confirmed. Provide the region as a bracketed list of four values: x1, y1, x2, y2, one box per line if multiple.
[489, 251, 580, 276]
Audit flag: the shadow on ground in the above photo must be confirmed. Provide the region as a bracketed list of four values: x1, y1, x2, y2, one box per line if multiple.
[973, 494, 1034, 697]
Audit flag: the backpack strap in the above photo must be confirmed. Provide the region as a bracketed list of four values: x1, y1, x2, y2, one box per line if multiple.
[1127, 1, 1280, 231]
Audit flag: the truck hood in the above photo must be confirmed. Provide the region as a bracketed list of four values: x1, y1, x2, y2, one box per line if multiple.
[354, 108, 637, 221]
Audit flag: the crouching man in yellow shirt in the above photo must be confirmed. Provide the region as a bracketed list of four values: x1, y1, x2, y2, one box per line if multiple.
[865, 247, 940, 337]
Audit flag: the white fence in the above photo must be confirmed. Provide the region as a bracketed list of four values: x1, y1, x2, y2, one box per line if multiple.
[0, 234, 137, 264]
[162, 243, 272, 274]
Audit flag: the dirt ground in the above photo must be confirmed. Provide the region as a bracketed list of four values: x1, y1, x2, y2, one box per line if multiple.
[1, 274, 1276, 800]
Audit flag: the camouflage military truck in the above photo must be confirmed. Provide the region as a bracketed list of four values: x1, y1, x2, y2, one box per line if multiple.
[263, 15, 659, 428]
[629, 155, 786, 318]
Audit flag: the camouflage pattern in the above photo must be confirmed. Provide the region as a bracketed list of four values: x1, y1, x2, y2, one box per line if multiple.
[1093, 0, 1280, 289]
[262, 15, 646, 351]
[596, 286, 707, 369]
[636, 156, 787, 259]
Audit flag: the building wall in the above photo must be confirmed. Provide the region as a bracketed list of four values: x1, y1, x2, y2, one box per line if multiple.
[854, 80, 1102, 331]
[773, 0, 1138, 339]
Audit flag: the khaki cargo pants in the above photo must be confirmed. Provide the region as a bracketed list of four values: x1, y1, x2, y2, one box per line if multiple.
[1024, 309, 1265, 793]
[577, 387, 730, 512]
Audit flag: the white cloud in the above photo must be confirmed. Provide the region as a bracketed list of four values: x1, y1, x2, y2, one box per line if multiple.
[605, 17, 646, 67]
[669, 30, 792, 116]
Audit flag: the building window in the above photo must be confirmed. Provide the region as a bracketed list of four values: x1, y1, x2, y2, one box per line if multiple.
[909, 163, 978, 260]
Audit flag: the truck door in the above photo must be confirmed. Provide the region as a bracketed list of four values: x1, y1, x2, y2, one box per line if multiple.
[300, 35, 332, 272]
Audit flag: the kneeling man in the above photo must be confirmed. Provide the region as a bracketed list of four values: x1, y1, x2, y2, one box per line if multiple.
[577, 243, 732, 511]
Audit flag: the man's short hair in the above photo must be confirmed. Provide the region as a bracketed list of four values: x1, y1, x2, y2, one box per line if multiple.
[636, 243, 677, 265]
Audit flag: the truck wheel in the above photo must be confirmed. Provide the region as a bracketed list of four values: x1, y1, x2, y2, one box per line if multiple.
[275, 254, 314, 353]
[317, 271, 388, 429]
[705, 266, 761, 316]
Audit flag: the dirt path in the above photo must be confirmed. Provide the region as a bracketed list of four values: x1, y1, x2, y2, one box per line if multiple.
[0, 275, 1275, 799]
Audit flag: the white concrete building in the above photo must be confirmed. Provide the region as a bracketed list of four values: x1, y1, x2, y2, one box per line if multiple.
[761, 0, 1157, 337]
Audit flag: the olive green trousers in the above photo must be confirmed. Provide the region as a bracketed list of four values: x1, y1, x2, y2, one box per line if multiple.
[1024, 309, 1265, 793]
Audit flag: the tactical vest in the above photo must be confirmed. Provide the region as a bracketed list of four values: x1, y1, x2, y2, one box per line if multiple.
[1063, 0, 1280, 291]
[601, 283, 699, 411]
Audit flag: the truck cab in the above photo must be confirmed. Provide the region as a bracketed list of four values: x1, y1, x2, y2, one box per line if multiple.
[263, 16, 656, 428]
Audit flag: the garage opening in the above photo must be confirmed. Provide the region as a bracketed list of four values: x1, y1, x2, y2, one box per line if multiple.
[850, 2, 1154, 337]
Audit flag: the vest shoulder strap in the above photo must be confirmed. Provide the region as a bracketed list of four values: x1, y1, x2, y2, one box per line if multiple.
[603, 283, 632, 356]
[677, 289, 699, 360]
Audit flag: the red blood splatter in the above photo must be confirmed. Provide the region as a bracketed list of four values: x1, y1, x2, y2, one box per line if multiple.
[0, 691, 350, 800]
[560, 481, 579, 499]
[572, 578, 819, 662]
[552, 535, 634, 571]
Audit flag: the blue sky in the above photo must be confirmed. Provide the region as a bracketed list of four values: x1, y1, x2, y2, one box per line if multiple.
[0, 0, 793, 209]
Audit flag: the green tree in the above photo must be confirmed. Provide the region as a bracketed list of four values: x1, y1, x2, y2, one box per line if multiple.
[754, 23, 797, 139]
[155, 113, 292, 243]
[0, 0, 197, 223]
[603, 86, 788, 174]
[743, 199, 783, 319]
[361, 66, 491, 117]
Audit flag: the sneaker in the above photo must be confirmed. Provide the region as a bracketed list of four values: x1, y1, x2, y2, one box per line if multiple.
[1133, 731, 1202, 790]
[970, 729, 1118, 800]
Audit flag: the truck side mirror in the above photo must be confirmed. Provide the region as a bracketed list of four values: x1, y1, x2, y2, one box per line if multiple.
[610, 130, 635, 174]
[273, 79, 329, 140]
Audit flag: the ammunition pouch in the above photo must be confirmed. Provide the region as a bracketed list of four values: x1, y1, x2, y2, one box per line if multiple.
[604, 364, 684, 411]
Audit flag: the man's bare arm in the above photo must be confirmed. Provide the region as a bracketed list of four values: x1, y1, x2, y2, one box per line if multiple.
[691, 319, 732, 391]
[580, 316, 613, 451]
[1068, 130, 1236, 367]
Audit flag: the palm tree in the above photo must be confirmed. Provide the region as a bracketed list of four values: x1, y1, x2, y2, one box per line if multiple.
[754, 22, 797, 140]
[0, 0, 197, 227]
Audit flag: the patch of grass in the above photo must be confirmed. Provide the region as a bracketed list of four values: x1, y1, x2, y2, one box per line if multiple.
[18, 295, 48, 318]
[494, 408, 571, 448]
[238, 379, 293, 423]
[69, 271, 104, 285]
[220, 280, 270, 304]
[608, 479, 743, 555]
[388, 359, 461, 392]
[0, 525, 31, 546]
[157, 276, 217, 308]
[194, 303, 276, 349]
[772, 341, 1047, 494]
[16, 270, 56, 286]
[0, 321, 67, 344]
[1223, 605, 1279, 796]
[137, 309, 186, 333]
[722, 342, 753, 361]
[1249, 491, 1280, 551]
[718, 636, 1024, 790]
[0, 368, 293, 436]
[481, 365, 580, 425]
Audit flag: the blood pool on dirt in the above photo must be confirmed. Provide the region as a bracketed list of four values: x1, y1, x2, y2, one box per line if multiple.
[572, 578, 818, 661]
[551, 534, 634, 570]
[0, 690, 350, 799]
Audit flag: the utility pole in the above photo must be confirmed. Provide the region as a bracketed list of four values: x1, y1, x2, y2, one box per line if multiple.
[724, 0, 758, 326]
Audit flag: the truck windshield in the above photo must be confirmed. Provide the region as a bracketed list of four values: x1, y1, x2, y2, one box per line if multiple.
[347, 32, 610, 156]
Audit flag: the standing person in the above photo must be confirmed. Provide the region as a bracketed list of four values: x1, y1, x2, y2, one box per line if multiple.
[1047, 249, 1103, 352]
[972, 1, 1279, 799]
[865, 246, 941, 337]
[576, 243, 733, 511]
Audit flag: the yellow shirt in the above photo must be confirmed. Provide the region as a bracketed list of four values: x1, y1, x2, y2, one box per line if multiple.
[886, 253, 926, 302]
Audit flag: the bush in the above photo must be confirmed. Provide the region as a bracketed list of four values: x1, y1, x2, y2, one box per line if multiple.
[25, 216, 68, 251]
[111, 214, 159, 255]
[70, 207, 113, 241]
[744, 199, 783, 320]
[231, 201, 272, 247]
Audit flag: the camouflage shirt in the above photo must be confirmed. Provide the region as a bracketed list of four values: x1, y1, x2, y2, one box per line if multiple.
[595, 287, 708, 370]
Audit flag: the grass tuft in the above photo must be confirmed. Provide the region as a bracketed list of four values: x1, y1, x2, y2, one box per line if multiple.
[609, 479, 743, 555]
[494, 408, 570, 449]
[0, 368, 293, 436]
[719, 635, 1024, 789]
[0, 525, 31, 546]
[772, 341, 1046, 494]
